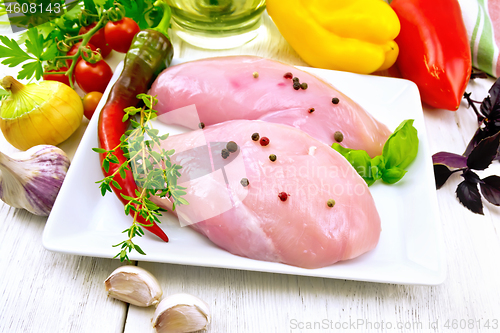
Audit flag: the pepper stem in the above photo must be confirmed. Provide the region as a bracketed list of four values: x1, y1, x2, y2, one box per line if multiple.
[1, 76, 24, 94]
[152, 0, 172, 37]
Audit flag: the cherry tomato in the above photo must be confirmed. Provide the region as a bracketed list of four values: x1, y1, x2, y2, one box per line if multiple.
[74, 60, 113, 94]
[79, 23, 112, 58]
[66, 42, 97, 67]
[104, 18, 141, 53]
[82, 91, 104, 120]
[43, 67, 71, 86]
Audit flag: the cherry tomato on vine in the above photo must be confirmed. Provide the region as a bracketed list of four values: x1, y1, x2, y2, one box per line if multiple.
[43, 67, 71, 86]
[79, 23, 112, 58]
[104, 18, 141, 53]
[66, 42, 97, 67]
[74, 60, 113, 94]
[82, 91, 104, 120]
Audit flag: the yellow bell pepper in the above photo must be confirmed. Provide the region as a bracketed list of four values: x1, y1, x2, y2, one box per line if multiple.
[267, 0, 401, 74]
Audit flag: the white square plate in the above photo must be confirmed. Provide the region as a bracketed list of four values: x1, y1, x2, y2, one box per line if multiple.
[43, 59, 446, 285]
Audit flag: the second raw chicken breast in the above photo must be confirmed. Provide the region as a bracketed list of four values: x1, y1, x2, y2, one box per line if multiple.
[152, 120, 381, 269]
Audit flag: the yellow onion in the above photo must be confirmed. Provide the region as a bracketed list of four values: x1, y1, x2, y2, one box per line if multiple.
[0, 76, 83, 150]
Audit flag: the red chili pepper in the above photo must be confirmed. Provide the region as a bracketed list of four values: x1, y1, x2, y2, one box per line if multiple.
[391, 0, 471, 111]
[98, 2, 173, 242]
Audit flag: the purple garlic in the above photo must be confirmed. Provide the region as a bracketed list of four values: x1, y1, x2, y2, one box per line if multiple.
[0, 145, 70, 216]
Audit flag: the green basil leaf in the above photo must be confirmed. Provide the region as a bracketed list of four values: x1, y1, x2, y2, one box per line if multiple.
[382, 167, 407, 184]
[370, 155, 385, 181]
[382, 119, 419, 170]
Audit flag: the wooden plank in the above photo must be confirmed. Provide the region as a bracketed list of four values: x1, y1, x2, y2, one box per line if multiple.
[0, 204, 128, 333]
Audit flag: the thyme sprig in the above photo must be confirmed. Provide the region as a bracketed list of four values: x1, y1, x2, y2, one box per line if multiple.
[93, 93, 187, 262]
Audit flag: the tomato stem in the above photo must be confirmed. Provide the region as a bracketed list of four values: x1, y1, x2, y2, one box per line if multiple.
[51, 12, 110, 90]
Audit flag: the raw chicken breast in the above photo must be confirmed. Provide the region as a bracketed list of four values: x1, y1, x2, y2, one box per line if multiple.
[149, 56, 391, 157]
[152, 120, 381, 269]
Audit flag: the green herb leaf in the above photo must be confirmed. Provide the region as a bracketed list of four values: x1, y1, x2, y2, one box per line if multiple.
[0, 35, 35, 67]
[332, 119, 418, 186]
[134, 244, 146, 255]
[383, 119, 419, 170]
[18, 61, 43, 80]
[40, 43, 58, 61]
[103, 159, 110, 173]
[25, 28, 44, 59]
[381, 166, 407, 184]
[83, 0, 98, 13]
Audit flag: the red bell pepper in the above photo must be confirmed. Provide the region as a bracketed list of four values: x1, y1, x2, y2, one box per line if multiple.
[391, 0, 471, 110]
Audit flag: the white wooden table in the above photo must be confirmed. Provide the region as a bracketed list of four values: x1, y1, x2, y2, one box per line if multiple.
[1, 12, 500, 333]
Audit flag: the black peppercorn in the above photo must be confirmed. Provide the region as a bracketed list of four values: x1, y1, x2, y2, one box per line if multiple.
[226, 141, 238, 153]
[241, 178, 250, 187]
[334, 131, 344, 143]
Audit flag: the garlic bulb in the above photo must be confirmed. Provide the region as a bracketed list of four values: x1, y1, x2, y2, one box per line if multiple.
[104, 266, 163, 307]
[0, 76, 83, 150]
[0, 145, 70, 216]
[152, 293, 211, 333]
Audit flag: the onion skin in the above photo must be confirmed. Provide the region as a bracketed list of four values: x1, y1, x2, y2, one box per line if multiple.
[0, 77, 83, 151]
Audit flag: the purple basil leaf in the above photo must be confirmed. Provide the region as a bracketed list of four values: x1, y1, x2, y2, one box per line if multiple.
[463, 169, 482, 183]
[432, 152, 467, 168]
[466, 132, 500, 170]
[480, 95, 493, 118]
[434, 164, 453, 189]
[480, 77, 500, 118]
[480, 175, 500, 206]
[456, 180, 484, 215]
[464, 128, 488, 157]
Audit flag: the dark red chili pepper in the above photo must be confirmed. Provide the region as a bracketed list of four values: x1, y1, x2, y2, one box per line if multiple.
[97, 1, 173, 242]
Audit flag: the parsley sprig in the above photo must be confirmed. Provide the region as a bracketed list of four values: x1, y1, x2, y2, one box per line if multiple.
[93, 94, 187, 262]
[0, 0, 164, 82]
[0, 28, 58, 80]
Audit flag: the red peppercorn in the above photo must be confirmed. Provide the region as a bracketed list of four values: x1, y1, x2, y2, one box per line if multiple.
[260, 137, 270, 146]
[284, 72, 293, 79]
[278, 192, 288, 201]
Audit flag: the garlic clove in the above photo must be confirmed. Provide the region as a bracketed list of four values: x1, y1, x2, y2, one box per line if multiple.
[0, 145, 70, 216]
[104, 266, 163, 307]
[152, 293, 211, 333]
